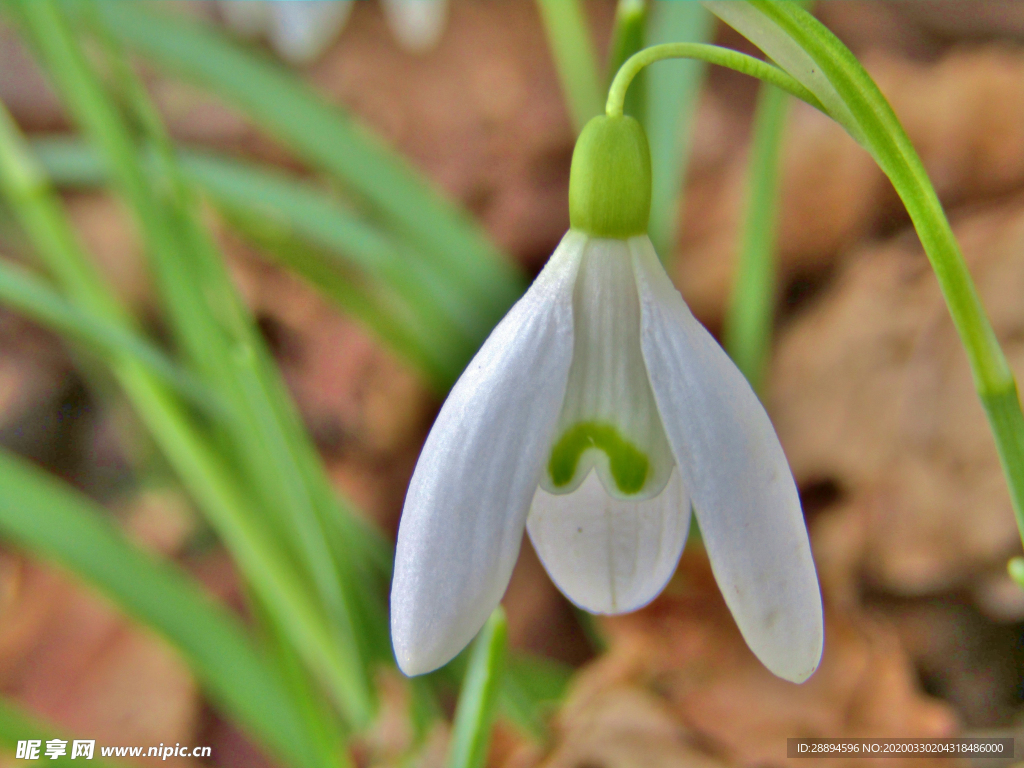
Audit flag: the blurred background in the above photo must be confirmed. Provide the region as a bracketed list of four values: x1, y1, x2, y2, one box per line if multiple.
[2, 1, 1024, 766]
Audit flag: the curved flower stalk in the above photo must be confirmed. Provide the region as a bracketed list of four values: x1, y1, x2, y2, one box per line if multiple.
[697, 1, 1024, 571]
[391, 114, 823, 684]
[219, 0, 448, 65]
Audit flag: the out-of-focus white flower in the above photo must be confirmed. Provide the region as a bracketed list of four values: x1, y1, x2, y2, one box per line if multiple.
[269, 1, 355, 65]
[218, 0, 448, 64]
[380, 0, 448, 53]
[391, 115, 824, 684]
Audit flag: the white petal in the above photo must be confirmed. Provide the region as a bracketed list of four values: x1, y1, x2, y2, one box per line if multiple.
[391, 231, 585, 675]
[528, 469, 689, 614]
[629, 235, 823, 683]
[381, 0, 448, 52]
[539, 237, 675, 501]
[270, 0, 354, 65]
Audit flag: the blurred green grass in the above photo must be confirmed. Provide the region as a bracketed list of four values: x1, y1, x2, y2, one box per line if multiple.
[0, 1, 762, 765]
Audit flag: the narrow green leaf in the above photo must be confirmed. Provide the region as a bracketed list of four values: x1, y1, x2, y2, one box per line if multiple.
[702, 1, 862, 142]
[123, 371, 374, 738]
[0, 448, 328, 768]
[723, 82, 790, 393]
[606, 0, 647, 123]
[30, 137, 470, 388]
[89, 0, 523, 334]
[250, 597, 349, 765]
[0, 256, 224, 416]
[177, 151, 482, 367]
[84, 18, 397, 684]
[535, 0, 604, 132]
[1008, 555, 1024, 588]
[0, 3, 376, 733]
[41, 0, 380, 725]
[219, 202, 455, 390]
[0, 696, 115, 767]
[0, 106, 126, 324]
[498, 652, 573, 741]
[644, 1, 712, 262]
[447, 609, 508, 768]
[713, 0, 1024, 555]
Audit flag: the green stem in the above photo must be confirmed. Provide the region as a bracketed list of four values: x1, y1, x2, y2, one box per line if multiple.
[606, 42, 824, 118]
[607, 12, 1024, 543]
[446, 609, 508, 768]
[740, 0, 1024, 543]
[723, 82, 790, 392]
[644, 2, 713, 265]
[606, 0, 647, 123]
[535, 0, 603, 132]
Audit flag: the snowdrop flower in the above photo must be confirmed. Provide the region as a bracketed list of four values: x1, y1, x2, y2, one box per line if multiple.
[391, 115, 823, 683]
[219, 0, 448, 65]
[267, 1, 354, 65]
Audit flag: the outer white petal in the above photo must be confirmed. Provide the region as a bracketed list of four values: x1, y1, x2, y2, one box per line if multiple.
[527, 470, 689, 614]
[391, 231, 585, 675]
[629, 235, 823, 683]
[381, 0, 448, 53]
[270, 0, 354, 65]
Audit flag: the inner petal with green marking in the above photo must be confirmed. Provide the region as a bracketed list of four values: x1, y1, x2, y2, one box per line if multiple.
[537, 236, 675, 501]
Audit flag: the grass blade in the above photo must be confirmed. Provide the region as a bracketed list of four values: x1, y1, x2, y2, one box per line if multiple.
[0, 696, 115, 766]
[606, 0, 647, 123]
[644, 1, 712, 262]
[0, 256, 224, 416]
[37, 0, 384, 724]
[535, 0, 604, 133]
[497, 652, 572, 741]
[0, 448, 329, 768]
[723, 82, 790, 393]
[446, 609, 508, 768]
[30, 137, 470, 389]
[0, 3, 374, 732]
[89, 0, 523, 334]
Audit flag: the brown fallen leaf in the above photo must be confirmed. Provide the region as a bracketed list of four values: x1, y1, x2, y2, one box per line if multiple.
[0, 552, 199, 767]
[302, 0, 615, 263]
[515, 550, 956, 768]
[677, 45, 1024, 330]
[770, 194, 1024, 601]
[872, 596, 1024, 728]
[350, 669, 450, 768]
[0, 310, 76, 469]
[0, 19, 66, 133]
[64, 193, 152, 314]
[532, 685, 729, 768]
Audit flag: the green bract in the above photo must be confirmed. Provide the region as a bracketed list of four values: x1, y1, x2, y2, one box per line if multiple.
[568, 115, 651, 239]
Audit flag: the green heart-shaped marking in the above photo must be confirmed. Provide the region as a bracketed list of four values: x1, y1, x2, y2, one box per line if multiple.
[548, 421, 649, 495]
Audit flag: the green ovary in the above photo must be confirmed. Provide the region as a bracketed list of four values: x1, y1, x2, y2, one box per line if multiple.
[548, 421, 649, 495]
